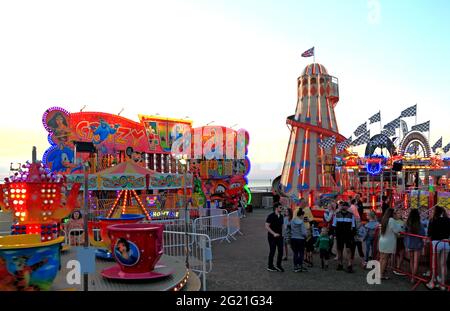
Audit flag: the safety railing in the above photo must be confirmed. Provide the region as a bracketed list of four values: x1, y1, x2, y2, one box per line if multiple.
[193, 214, 230, 243]
[227, 210, 242, 241]
[148, 218, 194, 234]
[431, 239, 449, 291]
[163, 230, 212, 291]
[392, 232, 433, 290]
[66, 229, 86, 246]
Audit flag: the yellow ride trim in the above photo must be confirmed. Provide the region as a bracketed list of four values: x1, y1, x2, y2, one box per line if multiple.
[0, 235, 65, 249]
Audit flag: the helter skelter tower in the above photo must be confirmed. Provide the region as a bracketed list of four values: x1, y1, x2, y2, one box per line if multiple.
[279, 63, 347, 200]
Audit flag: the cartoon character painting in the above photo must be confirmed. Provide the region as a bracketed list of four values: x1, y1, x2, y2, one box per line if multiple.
[46, 146, 82, 174]
[11, 256, 49, 291]
[90, 119, 120, 153]
[0, 256, 15, 291]
[46, 111, 73, 145]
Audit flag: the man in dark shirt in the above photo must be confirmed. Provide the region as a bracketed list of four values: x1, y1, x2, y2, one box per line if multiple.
[355, 193, 364, 220]
[332, 201, 356, 273]
[381, 195, 389, 216]
[265, 203, 284, 272]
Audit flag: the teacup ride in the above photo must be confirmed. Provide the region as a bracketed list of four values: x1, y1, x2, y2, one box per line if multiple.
[0, 234, 65, 291]
[88, 214, 146, 260]
[101, 223, 175, 280]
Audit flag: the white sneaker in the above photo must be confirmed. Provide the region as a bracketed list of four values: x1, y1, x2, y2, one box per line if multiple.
[426, 281, 435, 290]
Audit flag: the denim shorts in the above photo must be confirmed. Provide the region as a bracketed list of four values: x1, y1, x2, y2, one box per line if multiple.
[432, 240, 450, 253]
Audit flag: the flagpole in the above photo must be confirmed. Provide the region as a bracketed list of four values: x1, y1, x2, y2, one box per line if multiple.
[415, 103, 418, 126]
[379, 110, 382, 134]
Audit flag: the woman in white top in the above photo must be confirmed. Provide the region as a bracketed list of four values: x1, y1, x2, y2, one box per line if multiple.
[378, 208, 404, 280]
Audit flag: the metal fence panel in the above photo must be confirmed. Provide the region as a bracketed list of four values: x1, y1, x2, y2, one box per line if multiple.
[193, 214, 229, 243]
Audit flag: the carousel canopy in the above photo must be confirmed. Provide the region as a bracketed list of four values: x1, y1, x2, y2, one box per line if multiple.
[66, 160, 192, 190]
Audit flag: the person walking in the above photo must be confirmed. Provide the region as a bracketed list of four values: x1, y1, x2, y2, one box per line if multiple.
[378, 208, 404, 280]
[265, 203, 285, 272]
[290, 209, 308, 272]
[404, 208, 426, 283]
[426, 205, 450, 290]
[332, 201, 356, 273]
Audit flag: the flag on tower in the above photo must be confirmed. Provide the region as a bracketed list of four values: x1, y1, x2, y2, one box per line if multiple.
[381, 127, 396, 137]
[443, 142, 450, 153]
[432, 137, 442, 152]
[401, 120, 409, 136]
[337, 137, 352, 153]
[383, 117, 400, 129]
[411, 121, 430, 132]
[354, 122, 367, 137]
[301, 47, 315, 58]
[400, 104, 417, 118]
[369, 111, 381, 124]
[369, 135, 388, 146]
[319, 136, 336, 150]
[351, 130, 370, 146]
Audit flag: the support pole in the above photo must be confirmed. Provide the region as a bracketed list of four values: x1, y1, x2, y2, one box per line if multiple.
[83, 162, 89, 291]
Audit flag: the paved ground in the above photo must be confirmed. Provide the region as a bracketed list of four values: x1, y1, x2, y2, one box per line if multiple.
[207, 208, 427, 291]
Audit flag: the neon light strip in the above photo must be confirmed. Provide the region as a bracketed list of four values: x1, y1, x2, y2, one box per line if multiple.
[244, 185, 252, 206]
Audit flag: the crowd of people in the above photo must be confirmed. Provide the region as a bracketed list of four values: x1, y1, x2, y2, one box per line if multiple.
[265, 196, 450, 290]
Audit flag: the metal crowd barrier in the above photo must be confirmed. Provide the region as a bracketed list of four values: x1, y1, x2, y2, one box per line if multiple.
[67, 229, 85, 246]
[432, 239, 450, 291]
[392, 232, 433, 290]
[163, 230, 212, 291]
[193, 213, 230, 243]
[227, 210, 243, 241]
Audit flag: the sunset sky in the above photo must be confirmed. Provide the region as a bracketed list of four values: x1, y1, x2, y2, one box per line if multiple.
[0, 0, 449, 181]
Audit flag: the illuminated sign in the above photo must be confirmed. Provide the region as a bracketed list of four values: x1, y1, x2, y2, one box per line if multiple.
[148, 210, 179, 218]
[365, 156, 386, 176]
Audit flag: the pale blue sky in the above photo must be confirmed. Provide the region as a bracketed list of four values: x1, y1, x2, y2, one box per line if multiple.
[0, 0, 448, 180]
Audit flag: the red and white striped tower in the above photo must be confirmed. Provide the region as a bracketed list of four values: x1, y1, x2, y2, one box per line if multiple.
[280, 63, 346, 200]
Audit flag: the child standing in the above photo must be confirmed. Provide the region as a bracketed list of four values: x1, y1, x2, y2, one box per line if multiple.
[304, 220, 318, 267]
[315, 227, 332, 269]
[363, 211, 379, 266]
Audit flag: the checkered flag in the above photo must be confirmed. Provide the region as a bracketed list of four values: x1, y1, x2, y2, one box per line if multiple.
[383, 117, 400, 129]
[369, 111, 381, 124]
[432, 137, 442, 152]
[381, 127, 396, 137]
[354, 122, 367, 137]
[337, 136, 352, 153]
[401, 120, 409, 136]
[400, 104, 417, 118]
[411, 121, 430, 132]
[319, 136, 336, 150]
[443, 142, 450, 153]
[369, 135, 388, 146]
[351, 130, 370, 146]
